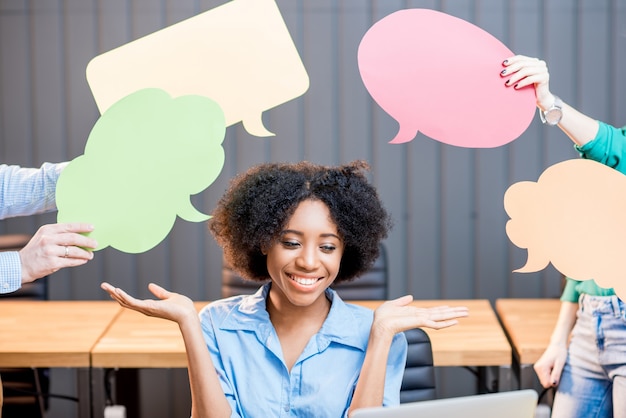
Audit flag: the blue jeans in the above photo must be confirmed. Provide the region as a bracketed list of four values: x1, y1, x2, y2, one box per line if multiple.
[552, 295, 626, 418]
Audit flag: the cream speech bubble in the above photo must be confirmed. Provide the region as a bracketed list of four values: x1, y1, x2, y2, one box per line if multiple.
[504, 159, 626, 298]
[86, 0, 309, 137]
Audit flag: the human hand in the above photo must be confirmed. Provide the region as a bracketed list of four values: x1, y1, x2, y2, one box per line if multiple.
[533, 343, 568, 388]
[501, 55, 555, 110]
[19, 222, 97, 284]
[371, 295, 469, 340]
[100, 282, 197, 324]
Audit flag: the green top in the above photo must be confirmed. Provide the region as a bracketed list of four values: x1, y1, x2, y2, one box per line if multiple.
[576, 122, 626, 174]
[560, 121, 626, 301]
[560, 277, 615, 302]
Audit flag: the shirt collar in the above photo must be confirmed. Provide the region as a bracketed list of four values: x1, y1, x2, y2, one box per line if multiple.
[219, 283, 369, 352]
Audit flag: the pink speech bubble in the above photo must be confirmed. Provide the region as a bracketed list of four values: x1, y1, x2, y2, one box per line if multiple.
[504, 159, 626, 298]
[358, 9, 536, 147]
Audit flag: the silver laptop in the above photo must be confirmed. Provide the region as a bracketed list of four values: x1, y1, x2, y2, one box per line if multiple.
[352, 389, 538, 418]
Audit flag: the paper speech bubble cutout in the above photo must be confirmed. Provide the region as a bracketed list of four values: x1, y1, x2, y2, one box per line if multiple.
[504, 159, 626, 298]
[357, 8, 536, 147]
[56, 88, 226, 254]
[86, 0, 308, 137]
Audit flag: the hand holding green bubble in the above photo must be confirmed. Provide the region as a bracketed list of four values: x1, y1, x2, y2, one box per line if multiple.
[56, 88, 226, 253]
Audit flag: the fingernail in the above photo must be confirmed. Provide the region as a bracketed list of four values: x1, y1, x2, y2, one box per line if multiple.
[505, 80, 510, 85]
[514, 83, 519, 89]
[500, 69, 507, 75]
[503, 59, 508, 65]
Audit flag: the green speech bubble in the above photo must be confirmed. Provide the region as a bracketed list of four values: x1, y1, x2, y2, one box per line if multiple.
[56, 88, 226, 253]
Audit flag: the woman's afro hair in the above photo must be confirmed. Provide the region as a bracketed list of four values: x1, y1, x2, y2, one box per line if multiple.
[209, 160, 392, 283]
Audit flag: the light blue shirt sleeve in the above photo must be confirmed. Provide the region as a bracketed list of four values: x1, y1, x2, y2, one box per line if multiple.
[0, 162, 67, 219]
[0, 161, 67, 293]
[0, 251, 22, 294]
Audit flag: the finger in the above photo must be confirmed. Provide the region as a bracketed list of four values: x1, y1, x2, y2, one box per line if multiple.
[100, 283, 126, 304]
[387, 294, 413, 306]
[58, 232, 98, 249]
[425, 319, 459, 329]
[502, 54, 533, 66]
[551, 360, 565, 386]
[534, 364, 555, 388]
[56, 257, 91, 269]
[54, 222, 95, 234]
[148, 283, 171, 300]
[61, 245, 95, 260]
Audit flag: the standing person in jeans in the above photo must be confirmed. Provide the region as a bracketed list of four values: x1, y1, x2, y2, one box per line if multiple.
[502, 55, 626, 418]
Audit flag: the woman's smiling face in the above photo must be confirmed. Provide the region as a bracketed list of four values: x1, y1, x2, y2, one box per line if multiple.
[266, 199, 344, 308]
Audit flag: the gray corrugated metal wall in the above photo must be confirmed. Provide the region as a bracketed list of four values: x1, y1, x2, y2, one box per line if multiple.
[1, 1, 624, 417]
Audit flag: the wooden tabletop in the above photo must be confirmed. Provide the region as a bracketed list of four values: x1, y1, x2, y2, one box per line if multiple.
[495, 298, 561, 364]
[0, 301, 121, 367]
[353, 299, 511, 367]
[91, 302, 207, 368]
[92, 299, 511, 368]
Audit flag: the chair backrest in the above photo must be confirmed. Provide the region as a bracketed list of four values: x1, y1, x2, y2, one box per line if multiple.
[221, 244, 388, 300]
[400, 328, 436, 403]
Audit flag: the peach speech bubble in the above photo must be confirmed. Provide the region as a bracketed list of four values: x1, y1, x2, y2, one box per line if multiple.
[86, 0, 309, 137]
[504, 159, 626, 298]
[357, 8, 536, 147]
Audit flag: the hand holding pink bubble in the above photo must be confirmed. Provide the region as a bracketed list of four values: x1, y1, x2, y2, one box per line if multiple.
[358, 8, 536, 147]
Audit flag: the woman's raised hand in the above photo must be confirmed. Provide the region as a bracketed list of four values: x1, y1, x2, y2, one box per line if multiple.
[101, 282, 197, 324]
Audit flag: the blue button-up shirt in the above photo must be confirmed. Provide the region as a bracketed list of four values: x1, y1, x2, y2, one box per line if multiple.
[199, 283, 408, 417]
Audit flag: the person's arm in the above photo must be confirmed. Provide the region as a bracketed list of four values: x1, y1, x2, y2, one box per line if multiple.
[100, 282, 232, 418]
[0, 223, 97, 293]
[18, 223, 97, 285]
[532, 301, 577, 388]
[0, 162, 68, 219]
[348, 296, 468, 415]
[501, 55, 600, 146]
[0, 252, 22, 293]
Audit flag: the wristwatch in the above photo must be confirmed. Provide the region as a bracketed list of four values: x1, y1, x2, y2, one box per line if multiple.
[539, 95, 563, 126]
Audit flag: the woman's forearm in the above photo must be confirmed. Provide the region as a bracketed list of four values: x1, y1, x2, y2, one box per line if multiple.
[548, 301, 578, 347]
[178, 314, 232, 418]
[554, 101, 600, 147]
[348, 329, 394, 416]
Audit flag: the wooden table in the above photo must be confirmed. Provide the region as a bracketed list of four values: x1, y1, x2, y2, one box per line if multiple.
[93, 300, 511, 368]
[495, 298, 561, 389]
[91, 302, 206, 368]
[0, 301, 121, 417]
[354, 300, 511, 368]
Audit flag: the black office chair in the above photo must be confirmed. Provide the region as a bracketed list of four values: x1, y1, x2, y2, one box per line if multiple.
[221, 244, 389, 300]
[0, 234, 50, 418]
[400, 328, 436, 403]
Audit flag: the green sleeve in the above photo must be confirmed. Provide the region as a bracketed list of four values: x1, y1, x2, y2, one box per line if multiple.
[560, 277, 581, 302]
[575, 122, 626, 175]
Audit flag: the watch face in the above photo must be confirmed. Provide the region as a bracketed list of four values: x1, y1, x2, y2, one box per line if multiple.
[545, 108, 563, 125]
